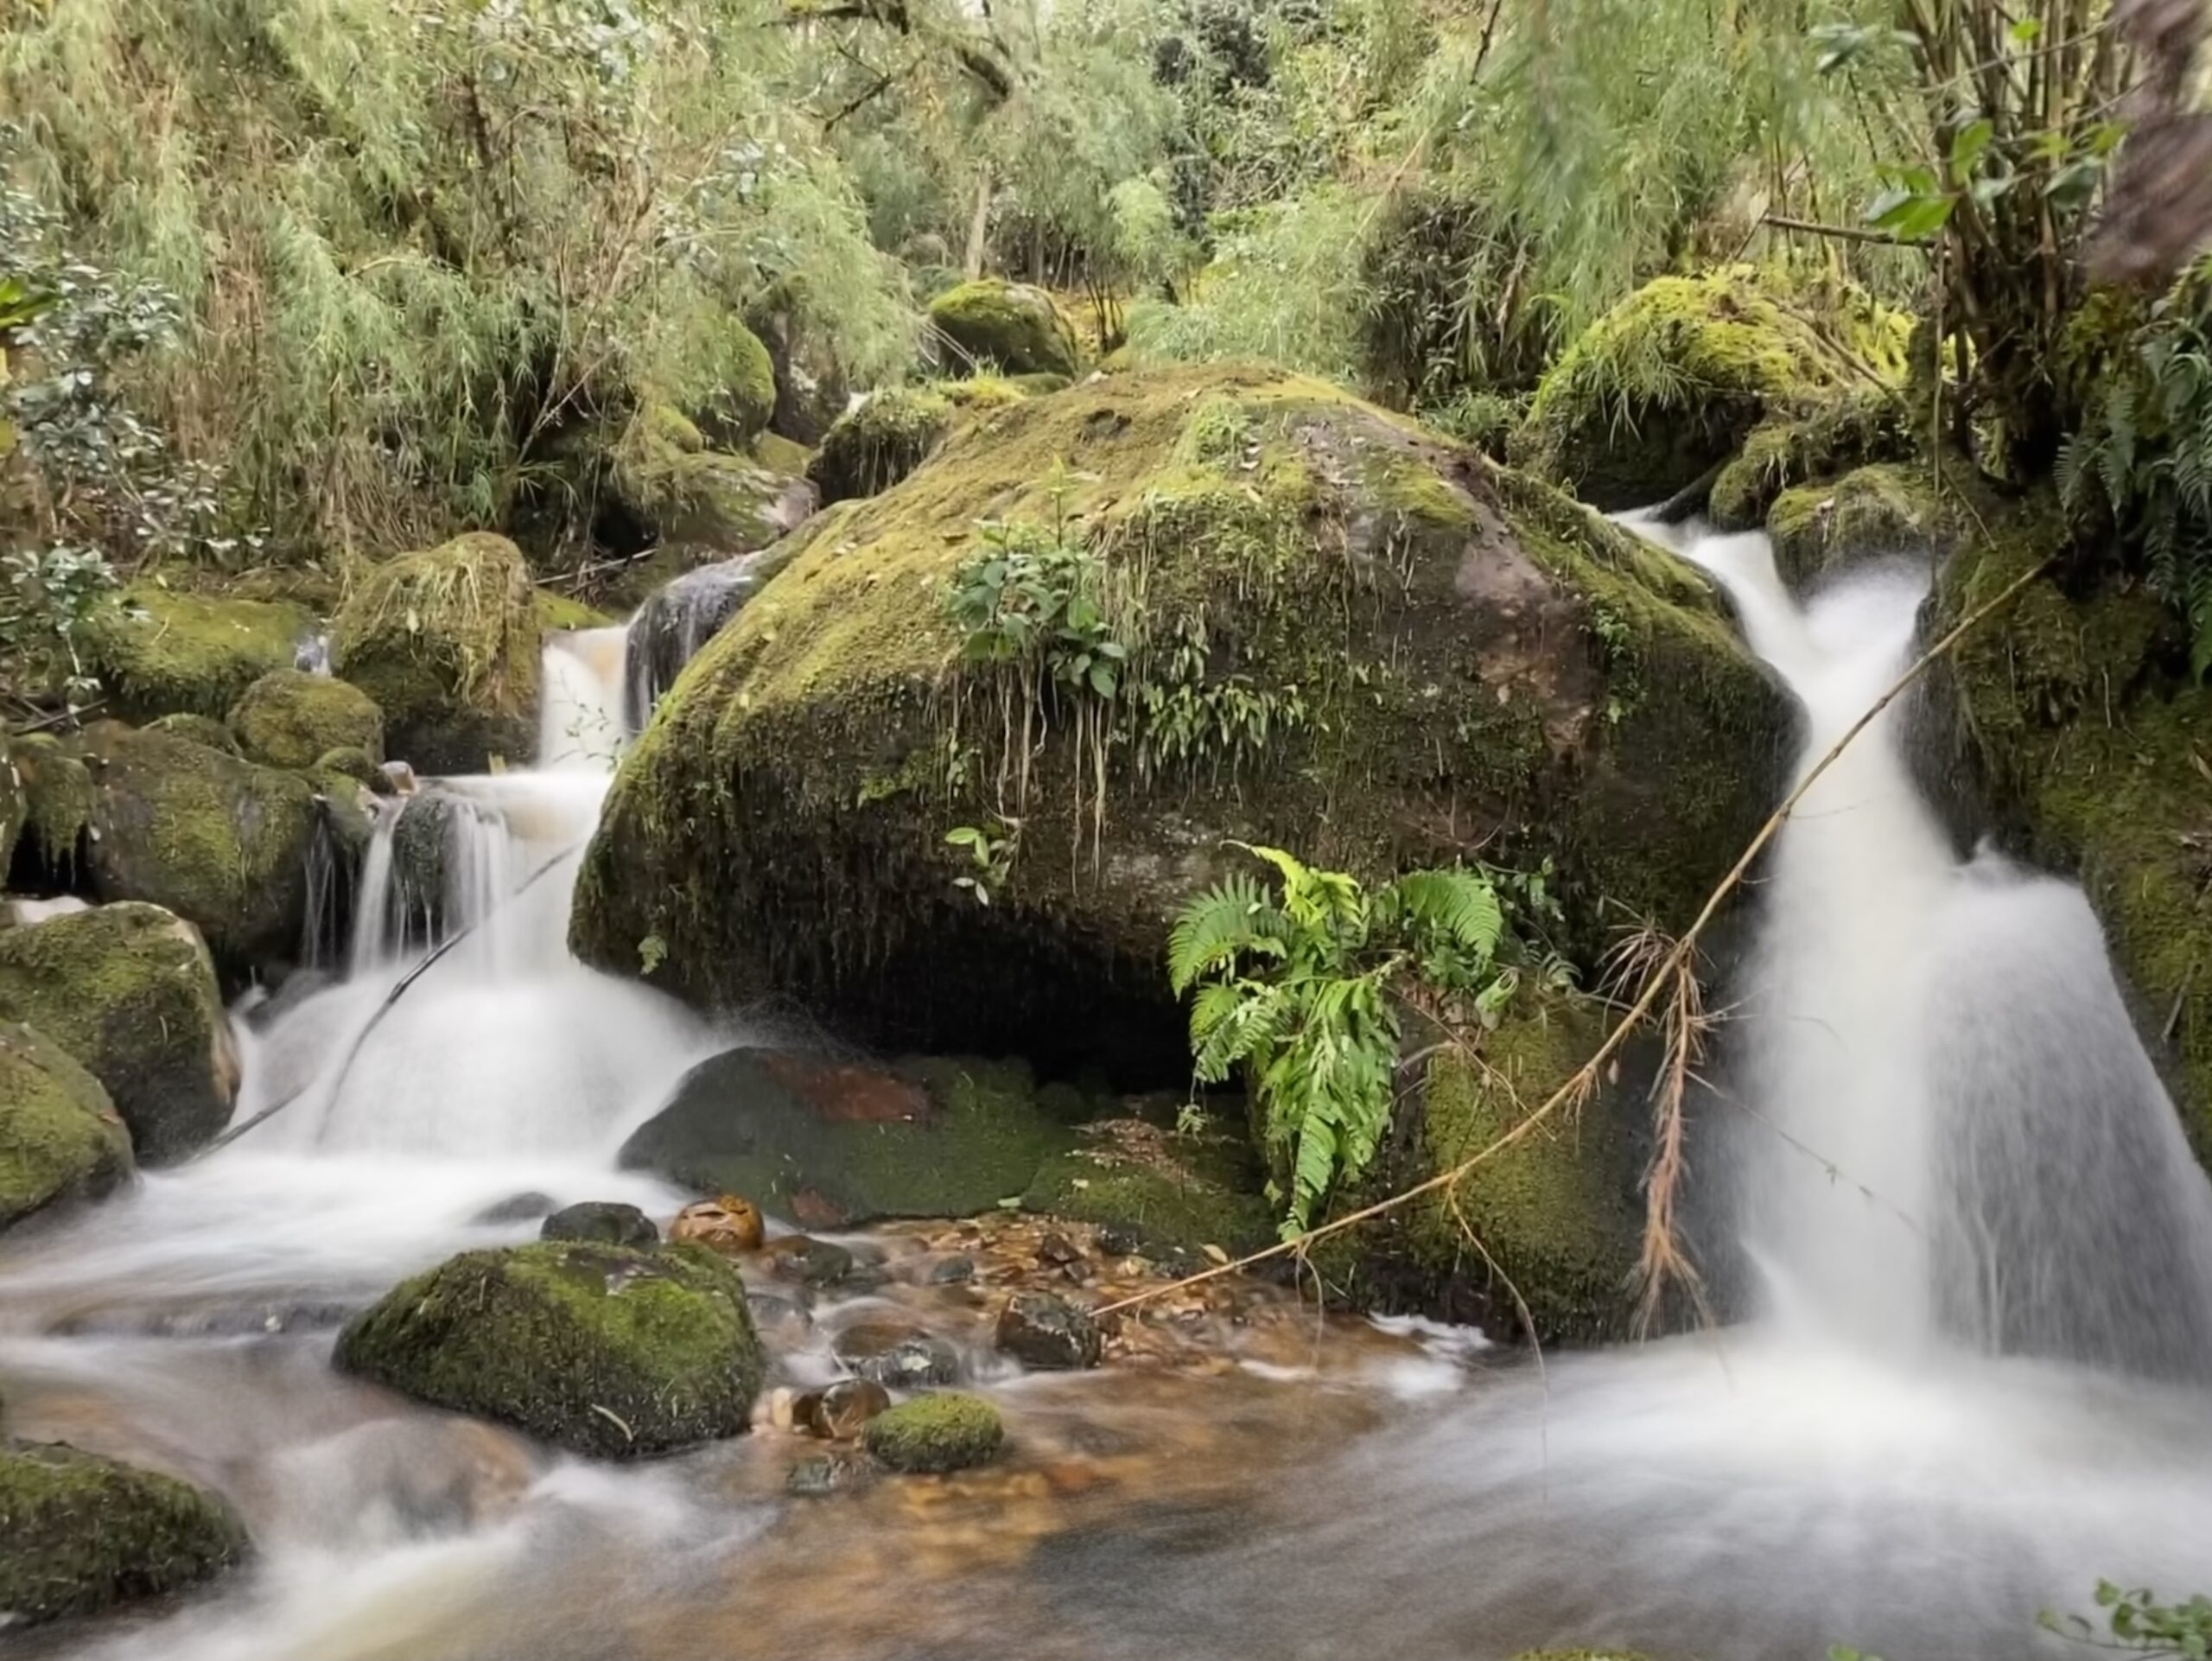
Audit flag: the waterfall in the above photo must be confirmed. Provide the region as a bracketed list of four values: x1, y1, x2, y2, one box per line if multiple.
[1639, 518, 2212, 1378]
[622, 552, 774, 734]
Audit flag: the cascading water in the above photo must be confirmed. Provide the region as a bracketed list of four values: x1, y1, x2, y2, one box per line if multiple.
[3, 541, 2211, 1661]
[621, 553, 774, 734]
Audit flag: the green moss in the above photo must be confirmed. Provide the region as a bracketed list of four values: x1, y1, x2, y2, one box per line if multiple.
[808, 389, 956, 505]
[85, 587, 316, 722]
[80, 722, 321, 972]
[145, 713, 240, 755]
[226, 669, 384, 771]
[0, 1021, 132, 1232]
[535, 589, 614, 631]
[0, 902, 237, 1163]
[1768, 462, 1952, 593]
[3, 735, 96, 879]
[928, 279, 1081, 379]
[1516, 267, 1910, 510]
[1705, 391, 1911, 532]
[313, 745, 379, 786]
[692, 318, 778, 445]
[861, 1392, 1005, 1473]
[329, 532, 541, 774]
[613, 408, 817, 551]
[749, 430, 814, 476]
[334, 1241, 766, 1459]
[0, 1440, 247, 1624]
[1021, 1121, 1272, 1257]
[1936, 502, 2212, 1157]
[620, 1052, 1076, 1225]
[572, 365, 1787, 1072]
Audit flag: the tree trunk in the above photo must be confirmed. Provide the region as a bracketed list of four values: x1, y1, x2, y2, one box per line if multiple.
[963, 169, 994, 280]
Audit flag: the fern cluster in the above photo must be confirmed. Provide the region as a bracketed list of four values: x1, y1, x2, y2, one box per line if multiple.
[2060, 266, 2212, 677]
[1168, 843, 1563, 1238]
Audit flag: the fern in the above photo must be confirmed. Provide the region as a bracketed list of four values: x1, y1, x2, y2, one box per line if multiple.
[1166, 846, 1534, 1238]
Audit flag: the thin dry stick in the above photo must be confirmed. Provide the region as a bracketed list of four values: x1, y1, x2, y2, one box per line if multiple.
[1094, 552, 2055, 1321]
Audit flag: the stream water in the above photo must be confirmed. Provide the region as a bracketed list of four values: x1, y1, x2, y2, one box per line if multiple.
[3, 531, 2211, 1659]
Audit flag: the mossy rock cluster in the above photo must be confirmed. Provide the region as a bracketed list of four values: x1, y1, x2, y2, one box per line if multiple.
[0, 1021, 132, 1233]
[928, 279, 1082, 379]
[77, 722, 321, 973]
[1920, 496, 2212, 1161]
[84, 587, 315, 722]
[808, 389, 957, 506]
[1767, 463, 1954, 594]
[0, 902, 236, 1163]
[329, 532, 542, 774]
[572, 364, 1793, 1079]
[1, 735, 96, 885]
[0, 1440, 247, 1625]
[861, 1391, 1005, 1473]
[620, 1050, 1080, 1226]
[1515, 267, 1910, 510]
[610, 406, 818, 556]
[334, 1241, 766, 1459]
[227, 669, 384, 772]
[1704, 390, 1914, 531]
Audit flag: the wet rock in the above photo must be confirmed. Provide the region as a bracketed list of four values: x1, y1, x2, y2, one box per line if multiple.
[616, 1050, 1073, 1228]
[84, 585, 315, 722]
[786, 1449, 876, 1497]
[925, 1255, 977, 1286]
[995, 1292, 1102, 1370]
[375, 760, 416, 797]
[746, 1292, 813, 1341]
[622, 551, 784, 732]
[1096, 1225, 1142, 1258]
[754, 1235, 855, 1288]
[0, 1439, 248, 1625]
[335, 1242, 765, 1459]
[227, 669, 384, 771]
[79, 723, 321, 974]
[861, 1392, 1005, 1474]
[0, 902, 238, 1162]
[831, 1321, 962, 1389]
[808, 1378, 892, 1440]
[670, 1194, 764, 1254]
[472, 1191, 557, 1225]
[1036, 1230, 1082, 1267]
[541, 1201, 658, 1250]
[0, 1022, 132, 1234]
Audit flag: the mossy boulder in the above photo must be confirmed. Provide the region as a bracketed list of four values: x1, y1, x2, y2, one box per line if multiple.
[84, 587, 316, 722]
[1704, 391, 1914, 531]
[0, 1440, 248, 1624]
[929, 279, 1081, 379]
[334, 1241, 766, 1459]
[0, 902, 238, 1163]
[0, 735, 95, 883]
[145, 713, 240, 755]
[314, 745, 380, 786]
[1516, 268, 1910, 510]
[620, 1050, 1077, 1227]
[0, 1021, 132, 1233]
[1319, 991, 1646, 1343]
[572, 364, 1793, 1077]
[329, 533, 542, 775]
[612, 408, 818, 555]
[861, 1392, 1005, 1473]
[227, 669, 384, 772]
[1767, 463, 1954, 594]
[808, 389, 956, 505]
[1918, 497, 2212, 1161]
[79, 723, 321, 973]
[690, 318, 779, 447]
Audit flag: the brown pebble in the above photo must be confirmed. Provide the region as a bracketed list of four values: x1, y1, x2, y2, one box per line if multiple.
[807, 1378, 892, 1440]
[671, 1194, 765, 1253]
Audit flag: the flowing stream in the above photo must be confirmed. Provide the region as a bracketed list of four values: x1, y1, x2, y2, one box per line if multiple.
[3, 534, 2212, 1658]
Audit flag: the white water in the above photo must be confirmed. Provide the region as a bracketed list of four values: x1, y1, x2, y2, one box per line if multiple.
[5, 551, 2212, 1658]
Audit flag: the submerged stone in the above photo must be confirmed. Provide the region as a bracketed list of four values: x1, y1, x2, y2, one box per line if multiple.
[0, 1440, 248, 1624]
[994, 1291, 1101, 1370]
[540, 1201, 659, 1249]
[831, 1321, 962, 1389]
[808, 1378, 892, 1440]
[334, 1241, 766, 1459]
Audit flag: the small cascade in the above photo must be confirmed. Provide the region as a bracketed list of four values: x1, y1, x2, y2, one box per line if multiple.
[538, 626, 628, 770]
[622, 552, 773, 733]
[1636, 515, 2212, 1378]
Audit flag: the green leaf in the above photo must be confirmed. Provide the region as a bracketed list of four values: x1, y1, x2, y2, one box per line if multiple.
[2008, 17, 2042, 44]
[1949, 118, 1994, 184]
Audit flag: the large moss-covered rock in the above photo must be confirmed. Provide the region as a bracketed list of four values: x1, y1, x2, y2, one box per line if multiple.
[1516, 268, 1910, 510]
[334, 1241, 766, 1459]
[620, 1050, 1076, 1226]
[808, 388, 956, 506]
[85, 587, 316, 722]
[612, 407, 818, 555]
[690, 318, 779, 447]
[1918, 498, 2212, 1161]
[573, 364, 1792, 1075]
[1021, 1115, 1273, 1258]
[329, 533, 542, 774]
[0, 1440, 247, 1624]
[1767, 463, 1954, 594]
[0, 1021, 132, 1232]
[79, 723, 320, 973]
[928, 280, 1081, 379]
[226, 669, 383, 771]
[0, 903, 236, 1162]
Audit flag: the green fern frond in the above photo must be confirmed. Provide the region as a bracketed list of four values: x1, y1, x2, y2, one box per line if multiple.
[1167, 873, 1280, 992]
[1389, 867, 1506, 960]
